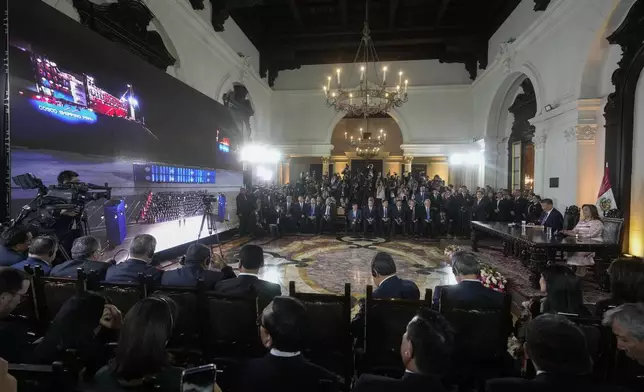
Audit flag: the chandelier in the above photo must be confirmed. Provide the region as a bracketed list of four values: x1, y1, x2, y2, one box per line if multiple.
[345, 121, 386, 160]
[322, 2, 409, 117]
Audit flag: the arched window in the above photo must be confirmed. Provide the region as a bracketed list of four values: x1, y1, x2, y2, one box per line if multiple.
[507, 79, 537, 192]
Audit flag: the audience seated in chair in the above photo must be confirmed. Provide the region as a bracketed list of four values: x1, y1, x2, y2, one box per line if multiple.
[487, 313, 628, 392]
[538, 265, 591, 317]
[318, 197, 336, 235]
[33, 292, 122, 376]
[594, 257, 644, 316]
[11, 236, 58, 276]
[562, 204, 604, 272]
[105, 235, 163, 284]
[352, 252, 420, 340]
[238, 296, 340, 392]
[50, 236, 114, 281]
[354, 309, 453, 392]
[0, 227, 31, 267]
[0, 268, 32, 363]
[347, 202, 363, 234]
[538, 198, 564, 232]
[214, 244, 281, 303]
[603, 303, 644, 368]
[363, 197, 379, 236]
[161, 243, 235, 289]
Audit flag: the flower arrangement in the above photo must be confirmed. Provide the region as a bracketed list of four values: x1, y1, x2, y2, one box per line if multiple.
[480, 262, 508, 293]
[443, 244, 462, 262]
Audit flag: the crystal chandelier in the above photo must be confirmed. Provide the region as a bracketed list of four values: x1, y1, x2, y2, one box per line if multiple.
[322, 2, 409, 117]
[345, 120, 386, 160]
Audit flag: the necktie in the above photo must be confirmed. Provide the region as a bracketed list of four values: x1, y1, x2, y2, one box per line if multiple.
[311, 206, 315, 216]
[427, 210, 430, 220]
[326, 206, 329, 215]
[384, 209, 387, 218]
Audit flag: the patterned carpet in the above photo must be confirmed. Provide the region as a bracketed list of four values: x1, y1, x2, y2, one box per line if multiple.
[214, 234, 609, 305]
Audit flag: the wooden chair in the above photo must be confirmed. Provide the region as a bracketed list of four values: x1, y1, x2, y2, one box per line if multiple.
[594, 214, 625, 289]
[288, 281, 352, 389]
[86, 273, 148, 316]
[359, 285, 432, 377]
[8, 362, 71, 392]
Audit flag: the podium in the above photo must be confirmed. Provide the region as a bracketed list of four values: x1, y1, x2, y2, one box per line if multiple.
[104, 200, 126, 245]
[217, 194, 227, 222]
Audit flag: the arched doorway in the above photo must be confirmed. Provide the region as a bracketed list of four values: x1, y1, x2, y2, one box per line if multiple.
[330, 114, 404, 177]
[507, 78, 537, 192]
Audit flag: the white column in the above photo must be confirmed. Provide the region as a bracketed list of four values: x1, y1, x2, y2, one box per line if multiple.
[533, 131, 547, 197]
[561, 127, 580, 208]
[574, 125, 599, 206]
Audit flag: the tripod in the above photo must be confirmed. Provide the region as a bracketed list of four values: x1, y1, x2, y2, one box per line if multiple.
[197, 200, 224, 258]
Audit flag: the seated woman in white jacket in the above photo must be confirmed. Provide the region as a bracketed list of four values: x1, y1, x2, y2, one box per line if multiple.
[562, 204, 604, 271]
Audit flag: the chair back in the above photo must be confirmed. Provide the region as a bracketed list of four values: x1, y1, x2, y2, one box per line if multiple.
[362, 285, 432, 376]
[203, 290, 263, 359]
[152, 281, 204, 348]
[8, 362, 70, 392]
[563, 314, 616, 383]
[88, 273, 148, 315]
[288, 281, 352, 386]
[564, 205, 580, 230]
[602, 217, 624, 246]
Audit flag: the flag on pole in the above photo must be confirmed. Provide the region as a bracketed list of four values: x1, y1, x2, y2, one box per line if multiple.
[596, 163, 617, 215]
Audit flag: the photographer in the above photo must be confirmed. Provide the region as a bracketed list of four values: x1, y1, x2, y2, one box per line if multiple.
[52, 170, 84, 261]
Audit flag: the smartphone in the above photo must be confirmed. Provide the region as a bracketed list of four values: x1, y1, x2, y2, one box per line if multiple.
[180, 364, 217, 392]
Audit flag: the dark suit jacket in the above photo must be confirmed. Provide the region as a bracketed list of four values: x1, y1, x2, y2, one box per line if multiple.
[0, 318, 32, 363]
[513, 197, 529, 222]
[105, 258, 163, 284]
[355, 372, 446, 392]
[347, 209, 362, 224]
[528, 202, 544, 223]
[405, 205, 420, 224]
[496, 199, 513, 221]
[161, 264, 236, 290]
[415, 192, 429, 202]
[473, 197, 493, 221]
[214, 274, 281, 304]
[0, 245, 27, 267]
[486, 372, 632, 392]
[379, 205, 392, 221]
[362, 206, 379, 222]
[305, 204, 321, 221]
[539, 208, 564, 232]
[392, 206, 406, 223]
[50, 258, 113, 280]
[418, 205, 433, 223]
[11, 257, 52, 275]
[320, 204, 336, 221]
[239, 353, 340, 392]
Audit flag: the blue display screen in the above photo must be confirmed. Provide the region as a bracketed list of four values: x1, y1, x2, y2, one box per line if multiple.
[133, 163, 216, 184]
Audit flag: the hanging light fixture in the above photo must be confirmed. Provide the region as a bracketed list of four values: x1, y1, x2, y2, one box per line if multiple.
[322, 0, 409, 117]
[345, 118, 387, 160]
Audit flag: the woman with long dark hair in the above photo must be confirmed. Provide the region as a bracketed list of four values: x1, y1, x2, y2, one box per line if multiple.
[33, 292, 122, 374]
[90, 295, 182, 391]
[595, 257, 644, 316]
[564, 204, 604, 274]
[539, 265, 590, 316]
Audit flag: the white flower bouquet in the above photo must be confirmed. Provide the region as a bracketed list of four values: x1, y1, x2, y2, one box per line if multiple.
[479, 262, 508, 293]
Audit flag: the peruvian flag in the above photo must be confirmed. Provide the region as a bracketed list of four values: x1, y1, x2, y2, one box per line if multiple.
[596, 163, 618, 215]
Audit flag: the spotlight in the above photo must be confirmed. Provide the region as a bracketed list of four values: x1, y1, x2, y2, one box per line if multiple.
[239, 144, 281, 164]
[544, 104, 554, 112]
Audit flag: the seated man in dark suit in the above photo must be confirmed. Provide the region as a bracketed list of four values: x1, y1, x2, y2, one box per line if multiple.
[50, 236, 114, 280]
[488, 314, 630, 392]
[161, 243, 235, 289]
[0, 227, 31, 267]
[346, 202, 362, 234]
[362, 197, 379, 236]
[419, 198, 434, 238]
[105, 234, 163, 284]
[11, 236, 58, 275]
[405, 199, 421, 237]
[318, 198, 336, 235]
[239, 296, 340, 392]
[355, 309, 453, 392]
[538, 198, 564, 232]
[214, 244, 281, 304]
[352, 252, 421, 339]
[304, 199, 320, 234]
[391, 199, 406, 236]
[379, 199, 392, 237]
[0, 267, 33, 363]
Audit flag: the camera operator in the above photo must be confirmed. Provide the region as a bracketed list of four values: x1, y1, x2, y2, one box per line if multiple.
[52, 170, 84, 261]
[0, 227, 32, 267]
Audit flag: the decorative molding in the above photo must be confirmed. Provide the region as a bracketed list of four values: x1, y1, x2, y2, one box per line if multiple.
[576, 125, 597, 142]
[563, 127, 577, 143]
[533, 0, 551, 12]
[403, 156, 414, 164]
[72, 0, 176, 70]
[534, 134, 547, 149]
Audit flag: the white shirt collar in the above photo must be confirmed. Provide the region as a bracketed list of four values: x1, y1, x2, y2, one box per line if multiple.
[379, 274, 397, 285]
[238, 272, 258, 277]
[128, 257, 149, 264]
[270, 348, 301, 357]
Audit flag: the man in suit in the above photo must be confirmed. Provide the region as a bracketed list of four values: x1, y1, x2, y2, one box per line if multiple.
[354, 309, 453, 392]
[0, 268, 32, 363]
[538, 198, 564, 232]
[528, 194, 544, 224]
[304, 198, 320, 234]
[511, 189, 529, 223]
[105, 234, 163, 284]
[363, 197, 379, 236]
[12, 236, 58, 275]
[214, 244, 281, 304]
[488, 314, 629, 392]
[442, 190, 459, 236]
[603, 303, 644, 367]
[347, 202, 362, 234]
[419, 198, 434, 238]
[295, 195, 306, 232]
[50, 236, 113, 280]
[429, 189, 442, 232]
[406, 199, 421, 237]
[282, 195, 297, 233]
[161, 243, 235, 289]
[352, 252, 421, 340]
[473, 190, 493, 221]
[0, 227, 31, 267]
[494, 191, 513, 222]
[379, 199, 392, 237]
[236, 188, 251, 236]
[392, 199, 406, 236]
[318, 197, 336, 235]
[415, 186, 429, 203]
[239, 296, 340, 392]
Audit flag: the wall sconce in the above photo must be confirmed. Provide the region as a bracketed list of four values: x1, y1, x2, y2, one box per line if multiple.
[544, 104, 555, 112]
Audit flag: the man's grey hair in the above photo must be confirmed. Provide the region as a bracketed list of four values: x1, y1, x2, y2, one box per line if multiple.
[602, 303, 644, 341]
[451, 251, 481, 276]
[129, 234, 157, 260]
[71, 236, 100, 260]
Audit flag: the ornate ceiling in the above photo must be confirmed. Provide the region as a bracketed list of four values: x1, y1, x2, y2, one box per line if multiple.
[193, 0, 526, 85]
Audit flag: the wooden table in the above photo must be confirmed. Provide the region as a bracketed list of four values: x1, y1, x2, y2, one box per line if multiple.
[470, 221, 619, 288]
